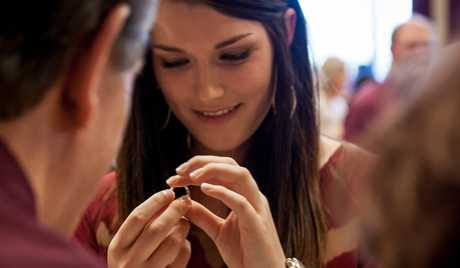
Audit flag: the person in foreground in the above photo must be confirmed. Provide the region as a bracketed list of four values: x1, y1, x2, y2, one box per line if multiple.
[366, 42, 460, 268]
[75, 1, 374, 268]
[0, 0, 158, 267]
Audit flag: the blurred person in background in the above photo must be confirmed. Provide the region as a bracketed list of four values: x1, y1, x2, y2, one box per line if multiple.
[364, 42, 460, 268]
[345, 14, 437, 145]
[319, 57, 349, 139]
[0, 0, 158, 267]
[352, 64, 376, 96]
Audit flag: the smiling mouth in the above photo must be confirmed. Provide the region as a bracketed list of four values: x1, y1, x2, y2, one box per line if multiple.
[195, 104, 241, 118]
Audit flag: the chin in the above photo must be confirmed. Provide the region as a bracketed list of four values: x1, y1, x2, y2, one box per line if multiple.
[195, 134, 248, 157]
[207, 145, 240, 155]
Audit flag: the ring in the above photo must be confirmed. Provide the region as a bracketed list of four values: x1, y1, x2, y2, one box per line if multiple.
[170, 186, 190, 199]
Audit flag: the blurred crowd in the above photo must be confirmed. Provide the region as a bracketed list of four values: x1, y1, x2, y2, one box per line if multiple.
[319, 14, 437, 148]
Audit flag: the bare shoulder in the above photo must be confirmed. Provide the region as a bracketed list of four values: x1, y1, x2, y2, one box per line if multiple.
[319, 136, 342, 168]
[321, 135, 374, 163]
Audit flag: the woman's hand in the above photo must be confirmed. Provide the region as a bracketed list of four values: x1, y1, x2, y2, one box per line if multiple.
[107, 189, 192, 268]
[167, 156, 286, 268]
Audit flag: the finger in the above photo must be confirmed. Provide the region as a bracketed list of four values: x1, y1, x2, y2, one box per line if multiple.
[200, 183, 259, 230]
[170, 163, 263, 211]
[146, 219, 190, 267]
[167, 240, 192, 268]
[110, 189, 175, 250]
[131, 197, 191, 261]
[175, 155, 238, 176]
[167, 175, 200, 187]
[186, 200, 223, 240]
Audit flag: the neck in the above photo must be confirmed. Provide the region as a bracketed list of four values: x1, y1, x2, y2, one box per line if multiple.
[0, 93, 93, 237]
[388, 61, 402, 77]
[191, 139, 250, 165]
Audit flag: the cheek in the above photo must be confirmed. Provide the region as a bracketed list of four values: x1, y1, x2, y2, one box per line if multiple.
[95, 78, 130, 164]
[121, 73, 137, 113]
[153, 65, 192, 111]
[220, 55, 272, 99]
[103, 73, 132, 121]
[111, 78, 132, 136]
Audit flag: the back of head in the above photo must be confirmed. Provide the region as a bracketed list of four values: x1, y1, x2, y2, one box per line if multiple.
[0, 0, 157, 121]
[370, 42, 460, 268]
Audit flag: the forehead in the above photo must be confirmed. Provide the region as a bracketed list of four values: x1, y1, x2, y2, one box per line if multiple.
[396, 23, 434, 44]
[153, 1, 266, 46]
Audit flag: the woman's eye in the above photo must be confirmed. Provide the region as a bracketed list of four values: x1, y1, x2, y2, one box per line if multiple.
[161, 58, 190, 69]
[220, 49, 251, 62]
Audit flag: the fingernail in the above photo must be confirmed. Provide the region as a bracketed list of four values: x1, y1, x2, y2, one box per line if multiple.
[166, 176, 178, 185]
[178, 195, 192, 207]
[201, 183, 213, 191]
[119, 5, 131, 20]
[176, 163, 187, 174]
[189, 169, 203, 179]
[180, 195, 191, 201]
[160, 189, 175, 199]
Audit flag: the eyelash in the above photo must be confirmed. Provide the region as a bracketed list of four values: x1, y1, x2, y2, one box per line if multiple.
[160, 49, 252, 69]
[220, 49, 251, 62]
[161, 58, 190, 69]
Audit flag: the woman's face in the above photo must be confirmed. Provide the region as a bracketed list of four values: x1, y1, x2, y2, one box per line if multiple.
[152, 1, 274, 154]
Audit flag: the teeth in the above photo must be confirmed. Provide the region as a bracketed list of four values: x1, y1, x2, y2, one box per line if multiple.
[201, 105, 237, 117]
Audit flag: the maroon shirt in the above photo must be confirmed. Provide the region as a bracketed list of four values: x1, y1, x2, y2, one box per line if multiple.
[344, 81, 384, 143]
[0, 141, 105, 268]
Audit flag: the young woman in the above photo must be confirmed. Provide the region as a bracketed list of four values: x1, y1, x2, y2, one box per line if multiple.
[75, 1, 372, 267]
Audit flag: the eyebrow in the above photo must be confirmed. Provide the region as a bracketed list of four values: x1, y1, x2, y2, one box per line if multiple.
[152, 44, 184, 53]
[152, 33, 253, 53]
[215, 33, 253, 49]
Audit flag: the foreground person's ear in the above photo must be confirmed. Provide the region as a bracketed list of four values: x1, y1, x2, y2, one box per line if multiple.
[63, 5, 130, 128]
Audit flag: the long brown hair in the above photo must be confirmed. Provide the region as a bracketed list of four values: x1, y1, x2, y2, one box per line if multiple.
[117, 1, 326, 266]
[369, 44, 460, 268]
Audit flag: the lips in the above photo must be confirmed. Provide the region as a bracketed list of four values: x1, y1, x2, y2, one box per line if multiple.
[195, 104, 241, 118]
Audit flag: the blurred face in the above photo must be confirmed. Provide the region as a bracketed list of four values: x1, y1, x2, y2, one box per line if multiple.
[95, 66, 140, 167]
[332, 69, 347, 96]
[72, 64, 140, 203]
[392, 22, 435, 64]
[152, 1, 274, 154]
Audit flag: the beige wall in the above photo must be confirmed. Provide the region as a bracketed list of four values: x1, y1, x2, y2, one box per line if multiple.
[430, 0, 449, 44]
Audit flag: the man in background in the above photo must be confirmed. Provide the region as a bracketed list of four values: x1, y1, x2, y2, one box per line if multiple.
[344, 15, 437, 145]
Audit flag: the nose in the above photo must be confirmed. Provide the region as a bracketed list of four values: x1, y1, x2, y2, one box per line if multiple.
[194, 62, 224, 102]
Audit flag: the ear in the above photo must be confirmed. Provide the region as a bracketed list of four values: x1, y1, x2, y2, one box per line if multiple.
[284, 8, 297, 46]
[63, 4, 130, 128]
